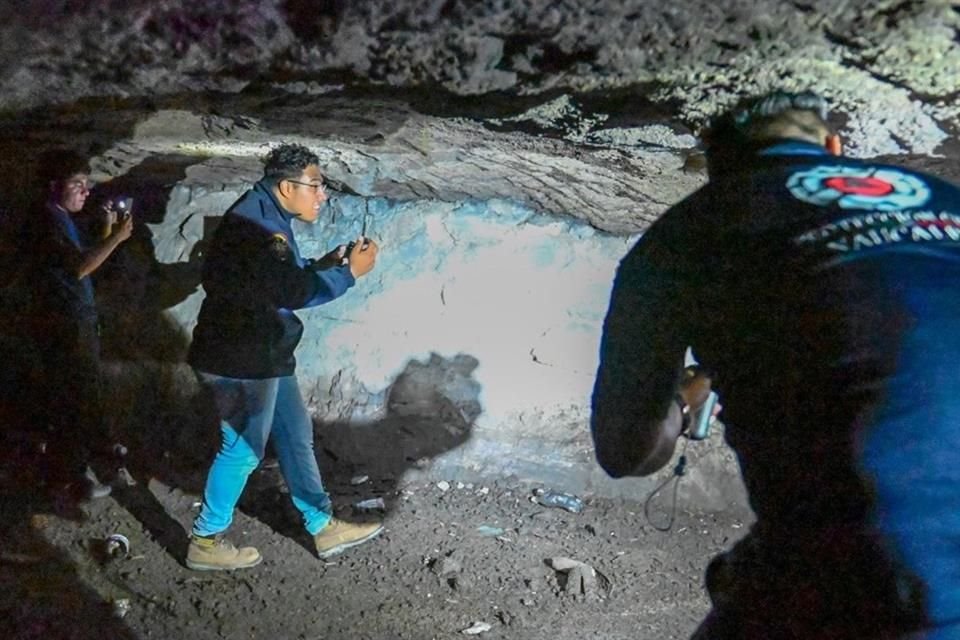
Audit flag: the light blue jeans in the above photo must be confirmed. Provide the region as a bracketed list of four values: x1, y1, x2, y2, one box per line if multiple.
[192, 373, 332, 537]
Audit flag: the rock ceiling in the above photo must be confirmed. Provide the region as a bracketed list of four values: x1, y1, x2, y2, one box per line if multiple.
[0, 0, 957, 231]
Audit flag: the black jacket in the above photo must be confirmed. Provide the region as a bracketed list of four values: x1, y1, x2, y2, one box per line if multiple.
[592, 140, 960, 636]
[188, 182, 354, 378]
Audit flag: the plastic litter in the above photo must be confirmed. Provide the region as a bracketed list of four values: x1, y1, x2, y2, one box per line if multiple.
[105, 533, 130, 559]
[461, 621, 492, 635]
[112, 598, 131, 619]
[354, 497, 386, 510]
[476, 525, 505, 537]
[533, 489, 584, 514]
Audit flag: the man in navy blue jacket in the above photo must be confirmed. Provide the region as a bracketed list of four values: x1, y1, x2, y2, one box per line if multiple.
[29, 150, 133, 502]
[186, 143, 382, 570]
[592, 91, 960, 638]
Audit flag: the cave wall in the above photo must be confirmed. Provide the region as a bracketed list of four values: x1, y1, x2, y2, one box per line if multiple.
[139, 153, 740, 507]
[3, 0, 960, 511]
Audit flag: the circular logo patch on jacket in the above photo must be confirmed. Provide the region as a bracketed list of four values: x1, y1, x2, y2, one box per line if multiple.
[268, 233, 292, 261]
[786, 165, 931, 211]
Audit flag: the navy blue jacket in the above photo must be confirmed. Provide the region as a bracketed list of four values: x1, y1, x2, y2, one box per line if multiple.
[188, 182, 354, 378]
[592, 140, 960, 636]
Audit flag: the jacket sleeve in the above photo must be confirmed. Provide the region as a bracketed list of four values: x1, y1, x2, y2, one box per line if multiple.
[201, 222, 354, 310]
[299, 264, 355, 309]
[591, 220, 691, 478]
[256, 236, 355, 310]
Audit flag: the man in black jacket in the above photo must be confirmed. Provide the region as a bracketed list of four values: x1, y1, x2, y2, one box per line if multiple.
[592, 91, 960, 638]
[186, 143, 381, 571]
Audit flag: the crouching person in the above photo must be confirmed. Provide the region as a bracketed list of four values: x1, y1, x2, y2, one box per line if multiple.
[186, 143, 381, 570]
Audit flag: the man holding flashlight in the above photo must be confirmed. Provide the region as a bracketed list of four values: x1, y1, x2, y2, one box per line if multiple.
[592, 91, 960, 638]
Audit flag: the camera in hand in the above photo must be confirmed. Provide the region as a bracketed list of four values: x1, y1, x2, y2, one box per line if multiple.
[112, 196, 134, 216]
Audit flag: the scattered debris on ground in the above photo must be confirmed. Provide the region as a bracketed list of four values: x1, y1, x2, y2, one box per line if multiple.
[1, 458, 749, 640]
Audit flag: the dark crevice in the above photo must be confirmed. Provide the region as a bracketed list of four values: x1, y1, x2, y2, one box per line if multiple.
[876, 0, 926, 28]
[499, 34, 598, 74]
[252, 65, 366, 89]
[438, 0, 457, 20]
[823, 28, 867, 50]
[283, 0, 345, 41]
[835, 54, 951, 106]
[712, 39, 743, 52]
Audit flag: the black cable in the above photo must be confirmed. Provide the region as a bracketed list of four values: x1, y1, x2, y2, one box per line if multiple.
[643, 438, 690, 532]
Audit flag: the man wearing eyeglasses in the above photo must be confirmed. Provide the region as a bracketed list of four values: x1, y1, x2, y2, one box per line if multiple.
[186, 143, 381, 571]
[28, 149, 133, 502]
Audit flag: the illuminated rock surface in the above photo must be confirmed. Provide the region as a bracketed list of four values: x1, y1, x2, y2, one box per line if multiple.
[0, 4, 957, 637]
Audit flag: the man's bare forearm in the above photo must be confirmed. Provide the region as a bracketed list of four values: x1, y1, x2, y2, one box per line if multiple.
[593, 394, 686, 477]
[75, 233, 124, 279]
[623, 400, 686, 476]
[632, 403, 686, 475]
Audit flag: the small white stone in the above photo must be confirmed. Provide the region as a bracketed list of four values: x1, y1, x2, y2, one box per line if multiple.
[461, 621, 492, 635]
[437, 481, 451, 492]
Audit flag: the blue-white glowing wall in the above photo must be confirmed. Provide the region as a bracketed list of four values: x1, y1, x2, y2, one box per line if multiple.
[294, 195, 635, 487]
[159, 187, 645, 491]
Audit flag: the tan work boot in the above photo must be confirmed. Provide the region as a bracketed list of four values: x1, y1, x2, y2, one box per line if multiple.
[186, 534, 262, 571]
[314, 518, 383, 558]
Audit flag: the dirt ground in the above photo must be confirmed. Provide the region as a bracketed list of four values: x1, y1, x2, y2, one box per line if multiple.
[0, 429, 750, 640]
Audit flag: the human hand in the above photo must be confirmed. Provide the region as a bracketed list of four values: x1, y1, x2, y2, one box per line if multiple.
[679, 365, 717, 414]
[101, 201, 118, 227]
[112, 214, 133, 243]
[347, 236, 378, 278]
[310, 244, 348, 271]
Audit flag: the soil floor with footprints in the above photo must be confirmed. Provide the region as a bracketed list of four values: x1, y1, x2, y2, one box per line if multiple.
[0, 440, 750, 640]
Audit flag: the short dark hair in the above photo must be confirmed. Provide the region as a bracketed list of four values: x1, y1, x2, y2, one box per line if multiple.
[702, 90, 832, 176]
[35, 148, 91, 187]
[263, 143, 319, 181]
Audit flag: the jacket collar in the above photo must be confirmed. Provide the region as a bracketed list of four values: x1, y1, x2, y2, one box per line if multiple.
[758, 139, 831, 157]
[253, 180, 298, 224]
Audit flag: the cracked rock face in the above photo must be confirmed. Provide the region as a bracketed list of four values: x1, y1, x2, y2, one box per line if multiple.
[1, 0, 958, 503]
[1, 0, 958, 157]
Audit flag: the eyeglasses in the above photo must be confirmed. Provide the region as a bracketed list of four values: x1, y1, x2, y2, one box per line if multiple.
[286, 179, 326, 195]
[65, 179, 94, 192]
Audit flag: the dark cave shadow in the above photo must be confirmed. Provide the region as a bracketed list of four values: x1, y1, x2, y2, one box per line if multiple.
[89, 160, 222, 563]
[0, 103, 185, 639]
[0, 149, 216, 569]
[0, 106, 208, 569]
[0, 423, 140, 640]
[43, 154, 211, 565]
[87, 153, 204, 363]
[105, 375, 221, 565]
[238, 353, 481, 554]
[0, 93, 484, 573]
